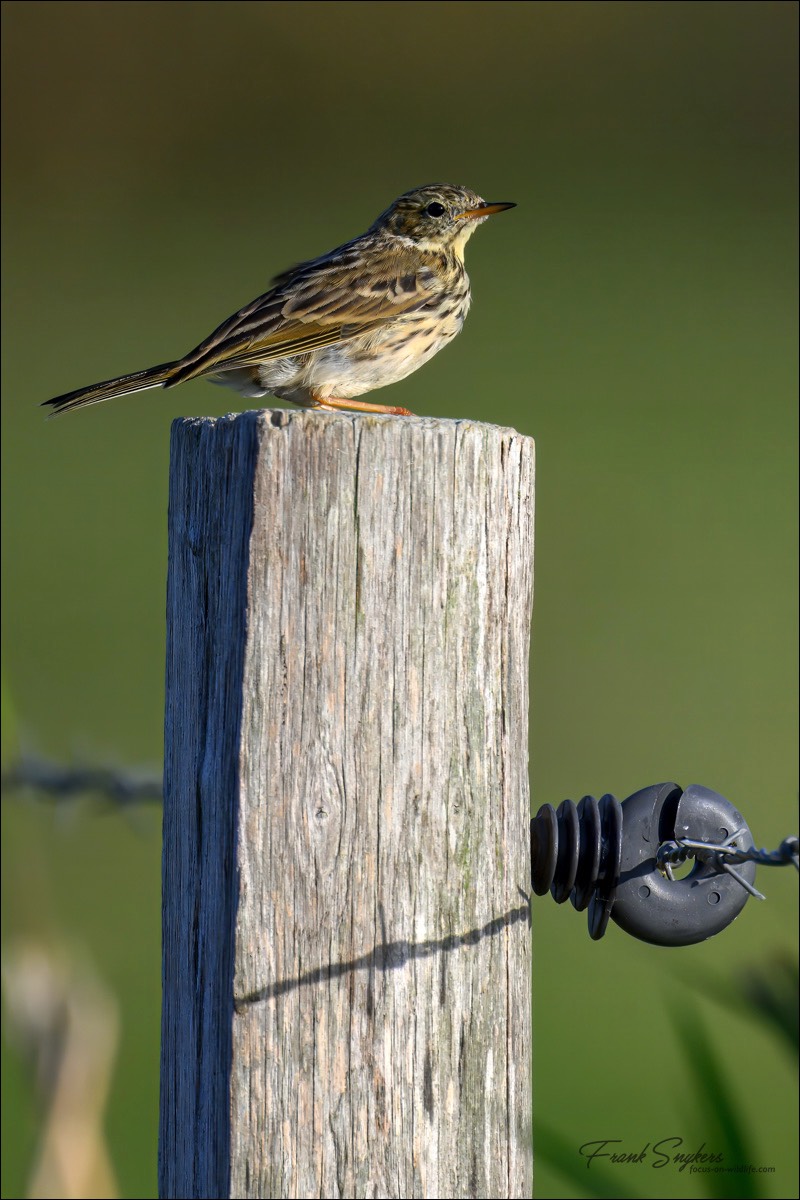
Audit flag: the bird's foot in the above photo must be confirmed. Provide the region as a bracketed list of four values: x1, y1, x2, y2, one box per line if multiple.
[312, 395, 414, 416]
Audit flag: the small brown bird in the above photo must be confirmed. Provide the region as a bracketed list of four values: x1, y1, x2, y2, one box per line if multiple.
[43, 184, 515, 418]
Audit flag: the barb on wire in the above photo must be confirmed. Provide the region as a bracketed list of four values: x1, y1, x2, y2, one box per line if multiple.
[1, 754, 163, 806]
[657, 829, 799, 902]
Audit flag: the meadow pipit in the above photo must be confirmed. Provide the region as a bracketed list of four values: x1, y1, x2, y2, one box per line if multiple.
[43, 184, 515, 417]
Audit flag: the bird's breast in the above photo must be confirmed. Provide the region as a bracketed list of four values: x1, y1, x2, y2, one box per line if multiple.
[272, 302, 455, 399]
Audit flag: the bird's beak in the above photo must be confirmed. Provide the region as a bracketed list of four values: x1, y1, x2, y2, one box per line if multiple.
[455, 201, 516, 221]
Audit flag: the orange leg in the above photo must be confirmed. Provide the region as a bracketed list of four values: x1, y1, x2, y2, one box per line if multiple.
[312, 394, 414, 417]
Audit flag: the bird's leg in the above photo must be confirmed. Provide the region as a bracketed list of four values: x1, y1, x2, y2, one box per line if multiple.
[312, 394, 414, 417]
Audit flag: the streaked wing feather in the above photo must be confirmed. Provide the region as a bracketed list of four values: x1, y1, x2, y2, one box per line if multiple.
[169, 244, 437, 386]
[192, 320, 390, 376]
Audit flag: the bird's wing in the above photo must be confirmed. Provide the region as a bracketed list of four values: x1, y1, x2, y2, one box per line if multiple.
[167, 246, 438, 386]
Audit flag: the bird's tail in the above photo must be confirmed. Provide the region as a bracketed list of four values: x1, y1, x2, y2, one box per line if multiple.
[42, 360, 180, 416]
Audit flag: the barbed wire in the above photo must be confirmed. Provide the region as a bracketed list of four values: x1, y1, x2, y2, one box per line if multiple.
[2, 754, 162, 806]
[657, 830, 799, 900]
[4, 756, 798, 899]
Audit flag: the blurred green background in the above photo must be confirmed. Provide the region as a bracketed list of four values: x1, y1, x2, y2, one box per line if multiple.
[2, 2, 797, 1197]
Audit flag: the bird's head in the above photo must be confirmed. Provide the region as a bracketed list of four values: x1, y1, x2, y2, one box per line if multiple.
[372, 184, 515, 256]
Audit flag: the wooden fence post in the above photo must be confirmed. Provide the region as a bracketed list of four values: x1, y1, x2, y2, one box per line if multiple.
[159, 409, 535, 1199]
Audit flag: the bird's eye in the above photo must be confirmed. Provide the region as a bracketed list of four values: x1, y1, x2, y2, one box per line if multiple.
[425, 202, 446, 218]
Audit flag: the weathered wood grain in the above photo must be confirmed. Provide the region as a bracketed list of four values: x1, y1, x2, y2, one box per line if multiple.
[160, 409, 534, 1199]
